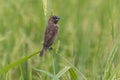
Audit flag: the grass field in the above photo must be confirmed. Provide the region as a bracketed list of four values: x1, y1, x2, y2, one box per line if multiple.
[0, 0, 120, 80]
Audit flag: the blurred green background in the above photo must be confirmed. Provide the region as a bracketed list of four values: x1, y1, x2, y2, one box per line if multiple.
[0, 0, 120, 80]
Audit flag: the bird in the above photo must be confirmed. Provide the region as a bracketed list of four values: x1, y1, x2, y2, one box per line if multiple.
[40, 15, 60, 57]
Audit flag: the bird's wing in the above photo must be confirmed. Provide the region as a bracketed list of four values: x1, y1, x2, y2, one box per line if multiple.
[44, 25, 58, 47]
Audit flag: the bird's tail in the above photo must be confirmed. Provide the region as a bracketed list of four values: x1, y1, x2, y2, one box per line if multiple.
[40, 48, 46, 57]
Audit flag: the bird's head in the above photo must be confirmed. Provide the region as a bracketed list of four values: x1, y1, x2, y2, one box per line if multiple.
[48, 16, 60, 24]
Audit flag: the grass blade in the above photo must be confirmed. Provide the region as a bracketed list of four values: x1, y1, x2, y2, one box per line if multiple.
[34, 68, 54, 78]
[55, 66, 71, 78]
[103, 45, 118, 80]
[69, 68, 78, 80]
[0, 51, 39, 75]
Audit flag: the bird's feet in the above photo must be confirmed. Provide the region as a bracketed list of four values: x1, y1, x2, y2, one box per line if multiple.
[49, 47, 53, 50]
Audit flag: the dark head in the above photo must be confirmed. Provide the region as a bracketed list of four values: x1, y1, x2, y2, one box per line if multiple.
[48, 16, 60, 24]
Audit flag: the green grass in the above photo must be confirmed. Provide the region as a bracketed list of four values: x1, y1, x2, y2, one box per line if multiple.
[0, 0, 120, 80]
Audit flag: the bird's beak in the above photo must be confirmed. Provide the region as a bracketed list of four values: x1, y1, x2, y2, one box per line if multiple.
[56, 17, 60, 21]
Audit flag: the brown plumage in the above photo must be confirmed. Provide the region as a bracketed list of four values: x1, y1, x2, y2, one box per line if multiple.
[40, 16, 60, 57]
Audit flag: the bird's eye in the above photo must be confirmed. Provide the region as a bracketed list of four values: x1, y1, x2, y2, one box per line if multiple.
[53, 16, 57, 19]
